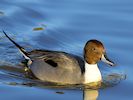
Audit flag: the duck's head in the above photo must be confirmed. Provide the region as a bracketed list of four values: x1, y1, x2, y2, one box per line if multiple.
[84, 40, 114, 66]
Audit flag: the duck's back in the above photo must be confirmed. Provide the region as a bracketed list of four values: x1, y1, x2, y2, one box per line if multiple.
[28, 50, 84, 84]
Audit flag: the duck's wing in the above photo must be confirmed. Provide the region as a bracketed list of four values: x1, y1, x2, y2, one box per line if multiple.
[28, 49, 85, 72]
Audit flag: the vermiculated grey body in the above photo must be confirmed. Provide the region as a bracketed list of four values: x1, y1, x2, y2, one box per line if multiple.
[28, 50, 85, 84]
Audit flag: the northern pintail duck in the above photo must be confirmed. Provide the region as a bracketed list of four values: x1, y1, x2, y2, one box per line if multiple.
[3, 31, 114, 84]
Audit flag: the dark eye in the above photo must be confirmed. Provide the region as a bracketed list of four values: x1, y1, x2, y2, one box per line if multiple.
[92, 48, 96, 51]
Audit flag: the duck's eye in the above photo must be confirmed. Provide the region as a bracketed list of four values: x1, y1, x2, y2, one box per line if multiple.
[92, 48, 96, 51]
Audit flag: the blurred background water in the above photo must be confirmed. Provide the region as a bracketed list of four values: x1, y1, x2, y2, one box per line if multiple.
[0, 0, 133, 100]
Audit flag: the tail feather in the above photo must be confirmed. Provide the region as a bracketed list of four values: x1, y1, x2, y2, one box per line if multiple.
[3, 31, 31, 61]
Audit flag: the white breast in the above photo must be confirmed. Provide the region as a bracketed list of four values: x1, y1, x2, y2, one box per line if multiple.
[84, 62, 102, 84]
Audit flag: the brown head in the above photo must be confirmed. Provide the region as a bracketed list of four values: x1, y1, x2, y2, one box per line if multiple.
[84, 40, 114, 66]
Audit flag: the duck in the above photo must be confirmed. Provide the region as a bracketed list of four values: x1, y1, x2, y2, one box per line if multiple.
[3, 31, 115, 85]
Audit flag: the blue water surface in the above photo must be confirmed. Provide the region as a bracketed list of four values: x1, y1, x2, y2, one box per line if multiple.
[0, 0, 133, 100]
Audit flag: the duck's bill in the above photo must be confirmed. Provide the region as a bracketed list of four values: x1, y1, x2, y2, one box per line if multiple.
[101, 53, 115, 66]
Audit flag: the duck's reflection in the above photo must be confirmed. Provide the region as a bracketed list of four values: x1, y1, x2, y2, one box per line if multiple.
[83, 89, 99, 100]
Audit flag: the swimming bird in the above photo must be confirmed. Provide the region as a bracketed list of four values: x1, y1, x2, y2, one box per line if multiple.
[3, 31, 115, 85]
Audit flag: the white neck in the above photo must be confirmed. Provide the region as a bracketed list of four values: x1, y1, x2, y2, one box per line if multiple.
[84, 62, 102, 84]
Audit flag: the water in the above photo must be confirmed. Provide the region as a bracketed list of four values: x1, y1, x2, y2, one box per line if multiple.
[0, 0, 132, 99]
